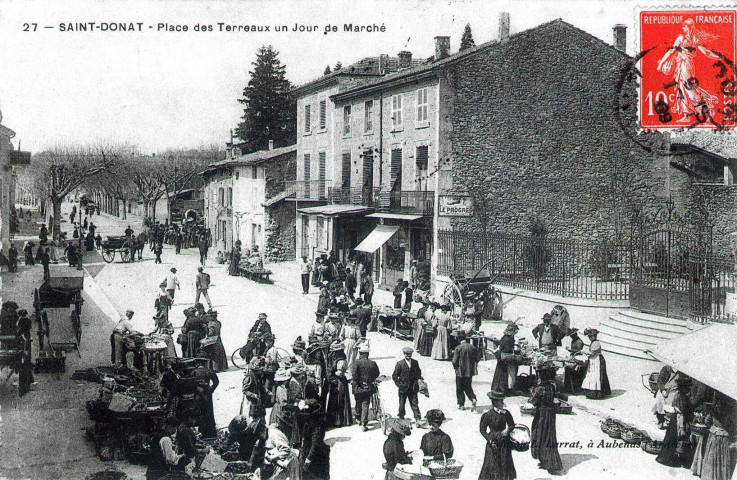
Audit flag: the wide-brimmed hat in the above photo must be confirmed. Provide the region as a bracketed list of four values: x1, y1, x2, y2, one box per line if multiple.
[249, 356, 266, 371]
[583, 328, 599, 337]
[329, 342, 345, 352]
[358, 343, 370, 353]
[504, 324, 519, 334]
[426, 409, 446, 425]
[542, 313, 552, 321]
[487, 389, 505, 400]
[391, 419, 412, 436]
[274, 369, 291, 382]
[170, 268, 177, 273]
[292, 337, 306, 350]
[290, 364, 307, 376]
[17, 309, 28, 317]
[258, 313, 268, 320]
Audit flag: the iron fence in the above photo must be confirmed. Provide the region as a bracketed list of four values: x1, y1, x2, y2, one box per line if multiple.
[437, 230, 631, 300]
[690, 254, 737, 323]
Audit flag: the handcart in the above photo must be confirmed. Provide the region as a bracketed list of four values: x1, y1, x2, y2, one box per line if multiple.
[34, 266, 84, 356]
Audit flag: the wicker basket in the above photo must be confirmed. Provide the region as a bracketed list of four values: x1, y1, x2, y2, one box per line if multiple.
[555, 400, 573, 415]
[601, 420, 622, 438]
[691, 423, 709, 435]
[621, 428, 643, 444]
[642, 439, 663, 455]
[426, 456, 464, 479]
[509, 424, 531, 452]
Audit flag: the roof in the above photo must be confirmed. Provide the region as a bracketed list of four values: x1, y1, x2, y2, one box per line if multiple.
[647, 323, 737, 400]
[297, 205, 373, 216]
[294, 55, 427, 96]
[670, 141, 735, 165]
[204, 145, 296, 174]
[332, 19, 630, 102]
[365, 213, 424, 221]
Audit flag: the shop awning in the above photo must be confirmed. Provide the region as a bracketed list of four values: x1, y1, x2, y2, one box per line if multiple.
[354, 225, 400, 253]
[297, 205, 372, 216]
[646, 323, 737, 400]
[365, 213, 424, 221]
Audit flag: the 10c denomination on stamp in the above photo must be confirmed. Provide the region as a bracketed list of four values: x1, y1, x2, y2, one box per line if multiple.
[638, 8, 737, 130]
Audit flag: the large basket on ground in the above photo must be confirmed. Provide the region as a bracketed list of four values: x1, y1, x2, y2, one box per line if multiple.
[642, 372, 659, 395]
[600, 419, 622, 438]
[509, 424, 531, 452]
[425, 456, 464, 479]
[621, 428, 645, 444]
[641, 438, 663, 455]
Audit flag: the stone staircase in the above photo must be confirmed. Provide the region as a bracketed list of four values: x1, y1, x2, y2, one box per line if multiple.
[599, 310, 693, 360]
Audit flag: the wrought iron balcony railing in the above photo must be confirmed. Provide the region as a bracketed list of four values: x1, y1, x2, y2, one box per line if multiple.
[285, 180, 332, 201]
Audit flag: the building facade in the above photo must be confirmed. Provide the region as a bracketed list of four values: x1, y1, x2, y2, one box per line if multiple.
[0, 119, 15, 250]
[202, 164, 234, 255]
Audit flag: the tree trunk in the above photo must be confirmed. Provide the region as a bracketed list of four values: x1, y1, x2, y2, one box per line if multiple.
[121, 199, 127, 220]
[152, 198, 158, 221]
[143, 199, 150, 220]
[52, 196, 62, 241]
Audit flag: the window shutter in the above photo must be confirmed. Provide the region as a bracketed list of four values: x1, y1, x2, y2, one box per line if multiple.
[305, 105, 311, 133]
[320, 100, 326, 129]
[390, 148, 403, 190]
[341, 152, 351, 188]
[416, 145, 429, 170]
[304, 154, 311, 198]
[318, 152, 327, 199]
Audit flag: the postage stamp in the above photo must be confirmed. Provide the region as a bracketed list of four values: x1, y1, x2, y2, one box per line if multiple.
[638, 7, 737, 130]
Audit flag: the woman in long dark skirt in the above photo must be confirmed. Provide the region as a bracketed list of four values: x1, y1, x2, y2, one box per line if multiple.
[490, 325, 518, 395]
[479, 389, 516, 480]
[203, 318, 228, 372]
[193, 364, 219, 439]
[325, 343, 353, 428]
[417, 304, 436, 357]
[530, 363, 563, 474]
[657, 377, 694, 468]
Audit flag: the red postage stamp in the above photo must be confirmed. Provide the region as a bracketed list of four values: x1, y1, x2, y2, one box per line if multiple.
[639, 8, 737, 130]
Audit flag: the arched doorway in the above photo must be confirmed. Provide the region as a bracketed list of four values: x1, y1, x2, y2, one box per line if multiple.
[185, 209, 198, 222]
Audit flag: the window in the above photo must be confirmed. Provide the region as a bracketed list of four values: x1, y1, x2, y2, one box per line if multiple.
[416, 88, 428, 124]
[319, 100, 327, 129]
[304, 154, 311, 198]
[318, 152, 327, 198]
[391, 94, 403, 129]
[252, 166, 258, 179]
[390, 148, 403, 190]
[304, 104, 311, 133]
[364, 100, 373, 133]
[416, 145, 429, 170]
[341, 152, 351, 188]
[226, 187, 233, 207]
[343, 105, 352, 136]
[316, 217, 324, 249]
[218, 187, 224, 207]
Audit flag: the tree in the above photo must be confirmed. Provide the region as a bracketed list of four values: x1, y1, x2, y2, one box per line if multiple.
[460, 23, 475, 51]
[235, 45, 296, 154]
[129, 156, 167, 221]
[324, 65, 331, 75]
[334, 61, 343, 71]
[28, 145, 118, 240]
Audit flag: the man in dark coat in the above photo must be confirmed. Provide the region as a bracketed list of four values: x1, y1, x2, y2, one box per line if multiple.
[344, 268, 357, 299]
[39, 223, 48, 243]
[392, 347, 423, 422]
[352, 343, 380, 431]
[532, 313, 562, 355]
[564, 328, 586, 394]
[198, 235, 209, 265]
[7, 243, 18, 272]
[353, 298, 372, 338]
[392, 279, 404, 309]
[41, 248, 51, 280]
[451, 331, 477, 410]
[175, 231, 183, 254]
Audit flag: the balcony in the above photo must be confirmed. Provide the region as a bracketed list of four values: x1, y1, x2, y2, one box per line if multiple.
[381, 190, 435, 216]
[285, 180, 332, 201]
[328, 186, 382, 207]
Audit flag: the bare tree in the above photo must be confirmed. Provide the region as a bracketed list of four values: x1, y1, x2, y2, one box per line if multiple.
[128, 156, 167, 222]
[30, 145, 119, 240]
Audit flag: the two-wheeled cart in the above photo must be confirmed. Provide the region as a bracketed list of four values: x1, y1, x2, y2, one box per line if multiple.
[34, 266, 84, 357]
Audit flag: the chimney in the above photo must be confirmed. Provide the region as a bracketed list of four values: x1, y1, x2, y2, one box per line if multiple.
[434, 36, 450, 60]
[379, 54, 389, 73]
[499, 12, 510, 41]
[613, 24, 626, 52]
[268, 140, 274, 151]
[398, 51, 413, 69]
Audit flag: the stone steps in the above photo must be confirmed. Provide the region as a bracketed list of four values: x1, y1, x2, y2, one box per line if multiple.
[598, 309, 692, 361]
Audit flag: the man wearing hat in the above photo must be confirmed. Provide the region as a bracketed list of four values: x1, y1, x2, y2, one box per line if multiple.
[165, 268, 180, 302]
[532, 313, 562, 355]
[352, 342, 380, 431]
[112, 310, 138, 366]
[452, 330, 478, 411]
[195, 266, 212, 310]
[392, 278, 405, 309]
[392, 347, 423, 422]
[249, 313, 272, 338]
[563, 328, 586, 394]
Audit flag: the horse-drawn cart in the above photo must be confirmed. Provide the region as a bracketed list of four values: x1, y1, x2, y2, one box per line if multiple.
[442, 270, 504, 320]
[100, 236, 134, 263]
[34, 266, 84, 356]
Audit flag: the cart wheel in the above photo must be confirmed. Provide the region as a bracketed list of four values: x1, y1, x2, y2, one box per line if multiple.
[442, 282, 463, 308]
[231, 347, 248, 370]
[101, 249, 115, 263]
[120, 249, 132, 263]
[70, 311, 82, 344]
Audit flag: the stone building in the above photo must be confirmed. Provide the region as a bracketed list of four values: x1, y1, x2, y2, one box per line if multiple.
[204, 142, 296, 262]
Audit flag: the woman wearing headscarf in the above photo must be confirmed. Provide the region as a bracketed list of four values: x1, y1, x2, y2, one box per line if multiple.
[490, 324, 518, 395]
[657, 376, 694, 467]
[241, 356, 268, 420]
[530, 362, 563, 475]
[270, 368, 293, 426]
[581, 328, 611, 399]
[325, 343, 353, 428]
[421, 409, 454, 460]
[479, 389, 516, 480]
[431, 304, 451, 360]
[653, 365, 681, 429]
[339, 315, 361, 380]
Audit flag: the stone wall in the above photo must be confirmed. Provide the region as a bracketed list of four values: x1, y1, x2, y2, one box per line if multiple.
[444, 20, 667, 243]
[265, 201, 296, 262]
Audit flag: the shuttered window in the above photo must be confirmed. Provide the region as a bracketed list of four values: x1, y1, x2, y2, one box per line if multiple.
[319, 100, 327, 129]
[304, 104, 311, 133]
[343, 105, 352, 136]
[318, 152, 326, 198]
[362, 150, 374, 187]
[304, 154, 311, 198]
[364, 100, 373, 133]
[390, 148, 403, 190]
[416, 87, 429, 123]
[391, 95, 403, 129]
[416, 145, 429, 170]
[341, 152, 351, 188]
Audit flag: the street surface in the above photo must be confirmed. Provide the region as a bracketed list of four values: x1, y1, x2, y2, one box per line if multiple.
[0, 202, 697, 479]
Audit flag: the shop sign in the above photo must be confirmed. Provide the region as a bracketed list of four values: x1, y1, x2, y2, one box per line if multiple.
[439, 195, 474, 217]
[9, 151, 31, 165]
